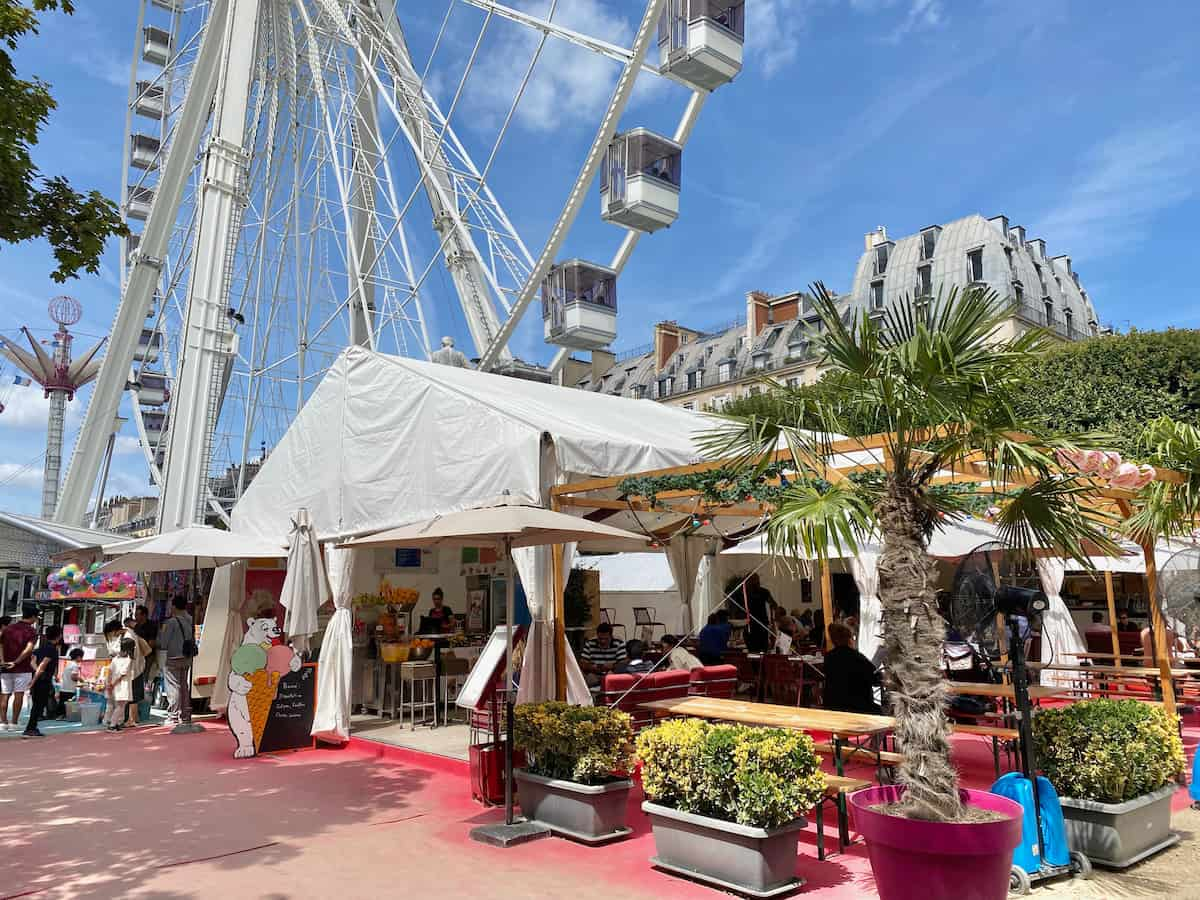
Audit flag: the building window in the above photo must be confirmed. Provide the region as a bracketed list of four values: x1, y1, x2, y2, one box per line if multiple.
[966, 248, 984, 283]
[762, 327, 781, 349]
[916, 264, 932, 297]
[659, 376, 673, 396]
[873, 243, 890, 276]
[920, 228, 938, 261]
[682, 401, 694, 410]
[786, 376, 803, 388]
[870, 280, 885, 309]
[1013, 281, 1023, 303]
[718, 361, 733, 382]
[687, 369, 703, 391]
[1043, 299, 1054, 326]
[650, 380, 659, 399]
[1034, 263, 1046, 294]
[1005, 246, 1015, 274]
[1064, 309, 1074, 335]
[631, 384, 646, 399]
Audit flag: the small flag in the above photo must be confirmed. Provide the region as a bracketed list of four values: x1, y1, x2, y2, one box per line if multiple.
[12, 374, 31, 386]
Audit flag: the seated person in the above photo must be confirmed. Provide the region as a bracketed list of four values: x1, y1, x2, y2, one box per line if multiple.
[1116, 608, 1140, 632]
[580, 622, 627, 686]
[697, 610, 732, 665]
[1085, 610, 1111, 639]
[773, 605, 801, 638]
[661, 634, 702, 671]
[822, 623, 881, 714]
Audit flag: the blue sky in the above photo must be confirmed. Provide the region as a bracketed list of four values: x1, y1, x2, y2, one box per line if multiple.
[2, 0, 1199, 517]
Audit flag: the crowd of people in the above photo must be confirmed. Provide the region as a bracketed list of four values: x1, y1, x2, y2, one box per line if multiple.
[0, 595, 197, 737]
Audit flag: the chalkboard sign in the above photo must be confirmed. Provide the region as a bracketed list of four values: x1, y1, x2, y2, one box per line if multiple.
[257, 662, 318, 754]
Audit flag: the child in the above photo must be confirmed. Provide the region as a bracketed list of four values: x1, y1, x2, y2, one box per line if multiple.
[59, 647, 84, 715]
[104, 638, 137, 732]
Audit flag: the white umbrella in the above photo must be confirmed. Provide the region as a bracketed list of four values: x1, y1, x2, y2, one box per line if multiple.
[98, 525, 287, 572]
[279, 510, 329, 654]
[342, 501, 651, 831]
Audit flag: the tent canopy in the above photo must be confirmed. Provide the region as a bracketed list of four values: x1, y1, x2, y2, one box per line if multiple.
[98, 526, 287, 572]
[232, 346, 707, 543]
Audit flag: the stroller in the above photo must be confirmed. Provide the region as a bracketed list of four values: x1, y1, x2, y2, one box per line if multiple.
[943, 634, 1000, 719]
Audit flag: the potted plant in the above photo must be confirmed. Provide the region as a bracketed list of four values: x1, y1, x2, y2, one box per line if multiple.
[1034, 699, 1184, 867]
[636, 717, 826, 897]
[512, 701, 635, 843]
[698, 285, 1138, 898]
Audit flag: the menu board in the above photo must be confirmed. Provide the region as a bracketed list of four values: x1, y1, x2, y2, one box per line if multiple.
[257, 662, 318, 754]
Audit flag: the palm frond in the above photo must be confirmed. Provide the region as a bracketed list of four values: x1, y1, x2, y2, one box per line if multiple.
[766, 480, 876, 563]
[995, 478, 1122, 569]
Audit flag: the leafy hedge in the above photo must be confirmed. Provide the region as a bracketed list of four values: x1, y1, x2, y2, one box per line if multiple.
[513, 702, 634, 785]
[1032, 699, 1184, 803]
[636, 718, 826, 829]
[720, 330, 1200, 457]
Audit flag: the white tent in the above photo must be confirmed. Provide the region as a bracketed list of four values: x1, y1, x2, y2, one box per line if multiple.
[226, 346, 708, 722]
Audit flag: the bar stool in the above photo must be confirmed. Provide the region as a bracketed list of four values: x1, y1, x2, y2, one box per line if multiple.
[398, 661, 438, 729]
[440, 655, 472, 724]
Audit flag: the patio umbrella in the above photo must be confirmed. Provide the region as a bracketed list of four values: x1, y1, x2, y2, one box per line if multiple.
[97, 525, 287, 572]
[278, 509, 329, 654]
[342, 501, 651, 838]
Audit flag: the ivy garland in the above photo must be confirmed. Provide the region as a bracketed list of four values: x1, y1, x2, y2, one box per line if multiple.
[617, 465, 1000, 517]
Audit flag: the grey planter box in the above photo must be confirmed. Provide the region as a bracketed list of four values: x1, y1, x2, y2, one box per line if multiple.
[1060, 783, 1180, 869]
[642, 801, 806, 898]
[514, 769, 632, 843]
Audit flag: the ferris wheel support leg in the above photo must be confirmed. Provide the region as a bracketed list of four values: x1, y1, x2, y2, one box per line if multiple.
[158, 0, 262, 532]
[348, 49, 381, 350]
[477, 0, 670, 372]
[55, 0, 234, 526]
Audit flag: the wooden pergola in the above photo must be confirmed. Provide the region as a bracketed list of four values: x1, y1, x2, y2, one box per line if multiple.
[548, 430, 1192, 716]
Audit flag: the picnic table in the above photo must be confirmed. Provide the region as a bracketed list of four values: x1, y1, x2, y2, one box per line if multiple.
[945, 682, 1064, 701]
[639, 696, 895, 776]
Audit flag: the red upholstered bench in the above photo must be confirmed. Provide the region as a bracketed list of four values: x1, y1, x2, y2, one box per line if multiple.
[601, 669, 691, 730]
[688, 664, 738, 699]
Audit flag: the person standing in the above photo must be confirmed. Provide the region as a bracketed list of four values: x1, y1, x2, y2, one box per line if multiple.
[121, 616, 151, 726]
[0, 605, 39, 732]
[742, 574, 774, 653]
[132, 605, 159, 698]
[104, 638, 136, 732]
[24, 625, 61, 738]
[161, 595, 195, 728]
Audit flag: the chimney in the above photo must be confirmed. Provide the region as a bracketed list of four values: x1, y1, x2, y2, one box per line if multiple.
[591, 348, 615, 383]
[1051, 254, 1073, 278]
[988, 214, 1009, 238]
[1009, 225, 1026, 247]
[1029, 238, 1047, 261]
[746, 290, 772, 339]
[655, 321, 681, 372]
[863, 225, 888, 252]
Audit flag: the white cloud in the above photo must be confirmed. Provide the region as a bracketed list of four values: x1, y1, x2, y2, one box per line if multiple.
[0, 462, 43, 490]
[1030, 118, 1200, 263]
[0, 382, 85, 431]
[113, 434, 143, 455]
[747, 1, 813, 77]
[849, 0, 947, 44]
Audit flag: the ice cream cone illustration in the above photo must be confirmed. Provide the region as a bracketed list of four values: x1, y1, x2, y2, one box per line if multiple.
[247, 668, 282, 749]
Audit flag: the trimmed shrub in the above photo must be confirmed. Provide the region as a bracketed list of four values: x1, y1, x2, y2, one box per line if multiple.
[636, 718, 826, 829]
[1033, 699, 1184, 803]
[513, 702, 634, 785]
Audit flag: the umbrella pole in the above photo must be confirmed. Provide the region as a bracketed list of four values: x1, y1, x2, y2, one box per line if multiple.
[503, 535, 515, 826]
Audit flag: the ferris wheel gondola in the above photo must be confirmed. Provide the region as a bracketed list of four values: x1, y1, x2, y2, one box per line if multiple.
[57, 0, 746, 530]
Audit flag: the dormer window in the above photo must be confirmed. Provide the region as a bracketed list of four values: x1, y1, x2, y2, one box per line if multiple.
[718, 360, 734, 382]
[631, 384, 646, 399]
[1064, 309, 1074, 335]
[916, 264, 932, 297]
[1043, 299, 1054, 326]
[1034, 263, 1047, 294]
[687, 369, 703, 390]
[870, 280, 885, 309]
[873, 242, 891, 276]
[762, 327, 781, 349]
[1004, 246, 1015, 274]
[1013, 281, 1024, 304]
[966, 248, 984, 283]
[920, 227, 939, 261]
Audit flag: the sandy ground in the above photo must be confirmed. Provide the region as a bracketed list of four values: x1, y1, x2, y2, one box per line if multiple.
[1042, 804, 1200, 899]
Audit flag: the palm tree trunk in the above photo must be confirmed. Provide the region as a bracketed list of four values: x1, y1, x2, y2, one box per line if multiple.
[877, 482, 964, 821]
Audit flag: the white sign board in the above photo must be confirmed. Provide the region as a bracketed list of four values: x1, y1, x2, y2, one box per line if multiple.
[456, 625, 517, 710]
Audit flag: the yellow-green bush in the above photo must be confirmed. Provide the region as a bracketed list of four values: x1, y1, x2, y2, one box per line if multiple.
[513, 702, 634, 785]
[1033, 699, 1184, 803]
[636, 718, 826, 829]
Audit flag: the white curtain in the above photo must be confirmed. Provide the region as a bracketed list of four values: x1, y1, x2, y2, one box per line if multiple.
[850, 546, 884, 664]
[695, 552, 720, 630]
[1037, 557, 1085, 689]
[665, 536, 707, 635]
[311, 544, 359, 743]
[513, 542, 592, 705]
[208, 561, 248, 713]
[279, 509, 330, 654]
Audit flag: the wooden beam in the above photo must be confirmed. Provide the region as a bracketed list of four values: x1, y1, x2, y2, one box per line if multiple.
[1116, 498, 1176, 717]
[1103, 569, 1122, 666]
[555, 494, 770, 519]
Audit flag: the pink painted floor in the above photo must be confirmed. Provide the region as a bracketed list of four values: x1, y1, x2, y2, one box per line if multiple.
[1, 713, 1195, 900]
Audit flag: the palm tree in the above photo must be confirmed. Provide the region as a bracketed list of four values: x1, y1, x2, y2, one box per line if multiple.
[700, 283, 1121, 822]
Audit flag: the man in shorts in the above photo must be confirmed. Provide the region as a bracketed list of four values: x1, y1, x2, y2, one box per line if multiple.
[0, 605, 39, 732]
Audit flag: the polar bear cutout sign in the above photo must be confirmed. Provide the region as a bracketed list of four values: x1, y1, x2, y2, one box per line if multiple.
[227, 617, 302, 758]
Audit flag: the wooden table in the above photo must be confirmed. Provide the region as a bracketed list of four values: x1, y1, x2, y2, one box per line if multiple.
[945, 682, 1064, 701]
[1034, 663, 1195, 678]
[640, 696, 895, 776]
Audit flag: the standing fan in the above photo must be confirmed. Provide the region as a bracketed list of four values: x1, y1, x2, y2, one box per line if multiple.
[946, 541, 1040, 668]
[1157, 546, 1200, 655]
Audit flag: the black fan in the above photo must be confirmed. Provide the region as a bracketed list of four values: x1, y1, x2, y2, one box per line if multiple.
[1158, 546, 1200, 654]
[946, 541, 1040, 664]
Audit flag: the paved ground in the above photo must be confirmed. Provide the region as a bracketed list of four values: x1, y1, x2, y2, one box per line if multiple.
[2, 716, 1196, 899]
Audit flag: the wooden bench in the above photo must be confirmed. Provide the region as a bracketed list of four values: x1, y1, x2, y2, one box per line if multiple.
[952, 723, 1019, 778]
[812, 740, 904, 784]
[814, 774, 872, 860]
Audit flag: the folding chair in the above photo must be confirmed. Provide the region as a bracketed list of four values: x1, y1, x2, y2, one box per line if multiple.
[632, 606, 666, 643]
[598, 607, 626, 641]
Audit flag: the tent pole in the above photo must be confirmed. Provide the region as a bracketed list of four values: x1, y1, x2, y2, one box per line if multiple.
[819, 559, 833, 651]
[552, 544, 566, 702]
[503, 535, 515, 826]
[1103, 570, 1122, 666]
[1140, 538, 1176, 717]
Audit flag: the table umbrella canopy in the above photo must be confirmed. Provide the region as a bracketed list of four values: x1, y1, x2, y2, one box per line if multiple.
[279, 510, 329, 652]
[98, 526, 287, 572]
[340, 503, 653, 552]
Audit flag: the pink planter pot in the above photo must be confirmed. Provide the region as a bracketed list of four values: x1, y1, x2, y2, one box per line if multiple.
[851, 785, 1023, 900]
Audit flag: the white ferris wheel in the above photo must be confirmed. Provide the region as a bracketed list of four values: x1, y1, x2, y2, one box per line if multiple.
[56, 0, 746, 532]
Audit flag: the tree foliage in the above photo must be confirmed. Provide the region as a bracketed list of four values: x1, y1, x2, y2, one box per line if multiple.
[0, 0, 126, 282]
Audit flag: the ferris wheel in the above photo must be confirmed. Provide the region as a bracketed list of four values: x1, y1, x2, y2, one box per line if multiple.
[56, 0, 745, 532]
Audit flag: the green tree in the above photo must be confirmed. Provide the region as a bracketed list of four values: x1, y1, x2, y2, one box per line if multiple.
[701, 283, 1121, 822]
[0, 0, 126, 282]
